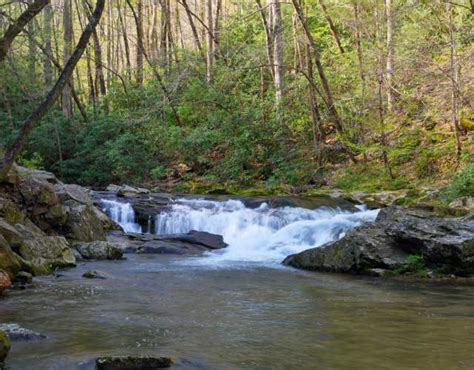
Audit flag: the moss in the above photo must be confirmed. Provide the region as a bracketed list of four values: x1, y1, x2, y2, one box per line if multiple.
[0, 330, 10, 363]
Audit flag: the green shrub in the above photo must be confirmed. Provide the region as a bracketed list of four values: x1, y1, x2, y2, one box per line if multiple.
[443, 164, 474, 202]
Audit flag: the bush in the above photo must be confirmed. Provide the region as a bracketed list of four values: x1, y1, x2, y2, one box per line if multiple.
[443, 164, 474, 202]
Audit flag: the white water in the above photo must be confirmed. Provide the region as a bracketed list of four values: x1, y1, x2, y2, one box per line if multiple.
[100, 199, 142, 233]
[101, 197, 379, 265]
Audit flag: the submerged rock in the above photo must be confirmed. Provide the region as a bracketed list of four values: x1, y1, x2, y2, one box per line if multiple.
[96, 356, 174, 369]
[76, 241, 123, 260]
[0, 330, 10, 362]
[82, 270, 107, 279]
[284, 206, 474, 276]
[0, 323, 46, 341]
[13, 271, 32, 284]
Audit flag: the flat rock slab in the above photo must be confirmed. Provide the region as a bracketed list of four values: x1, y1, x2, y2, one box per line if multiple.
[96, 356, 174, 369]
[108, 230, 227, 255]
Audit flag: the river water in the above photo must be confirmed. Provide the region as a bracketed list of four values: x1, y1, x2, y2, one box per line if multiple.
[1, 196, 474, 369]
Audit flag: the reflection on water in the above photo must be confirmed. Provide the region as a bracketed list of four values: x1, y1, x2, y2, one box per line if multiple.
[1, 255, 474, 369]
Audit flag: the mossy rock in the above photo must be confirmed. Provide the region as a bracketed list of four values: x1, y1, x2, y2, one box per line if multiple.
[0, 330, 10, 363]
[460, 117, 474, 131]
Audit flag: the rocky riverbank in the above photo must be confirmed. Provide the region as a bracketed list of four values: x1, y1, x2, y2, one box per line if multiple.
[284, 206, 474, 278]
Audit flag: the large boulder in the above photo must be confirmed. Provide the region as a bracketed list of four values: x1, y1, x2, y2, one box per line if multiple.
[54, 183, 93, 206]
[18, 236, 76, 274]
[0, 218, 24, 248]
[0, 330, 10, 363]
[62, 201, 107, 242]
[75, 241, 123, 260]
[17, 174, 67, 230]
[284, 207, 474, 276]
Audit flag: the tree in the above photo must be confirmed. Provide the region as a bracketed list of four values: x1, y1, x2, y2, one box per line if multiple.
[385, 0, 395, 112]
[0, 0, 49, 62]
[0, 0, 106, 181]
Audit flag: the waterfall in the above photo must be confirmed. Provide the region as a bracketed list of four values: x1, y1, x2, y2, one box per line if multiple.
[101, 197, 379, 264]
[153, 198, 378, 263]
[100, 199, 142, 233]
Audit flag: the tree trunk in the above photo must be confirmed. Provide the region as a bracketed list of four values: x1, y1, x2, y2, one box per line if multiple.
[0, 0, 49, 62]
[43, 2, 53, 86]
[385, 0, 395, 112]
[272, 0, 284, 107]
[318, 0, 344, 54]
[447, 2, 462, 158]
[0, 0, 106, 181]
[62, 0, 74, 117]
[181, 0, 203, 54]
[255, 0, 274, 82]
[136, 0, 144, 86]
[206, 0, 213, 82]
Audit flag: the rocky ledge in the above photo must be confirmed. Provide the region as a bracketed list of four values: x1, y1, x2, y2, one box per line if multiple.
[283, 206, 474, 277]
[0, 166, 119, 293]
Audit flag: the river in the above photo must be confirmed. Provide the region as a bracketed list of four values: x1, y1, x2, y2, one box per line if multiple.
[1, 195, 474, 369]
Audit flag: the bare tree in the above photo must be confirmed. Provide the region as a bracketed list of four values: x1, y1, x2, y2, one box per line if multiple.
[272, 0, 284, 106]
[206, 0, 213, 82]
[62, 0, 74, 116]
[318, 0, 344, 54]
[0, 0, 106, 181]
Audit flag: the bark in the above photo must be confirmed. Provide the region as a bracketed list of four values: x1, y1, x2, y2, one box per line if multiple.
[118, 2, 132, 79]
[272, 0, 284, 106]
[255, 0, 274, 81]
[447, 2, 462, 157]
[0, 0, 49, 62]
[181, 0, 204, 56]
[318, 0, 344, 54]
[62, 0, 74, 117]
[126, 0, 183, 126]
[206, 0, 213, 82]
[136, 0, 144, 86]
[0, 0, 106, 181]
[385, 0, 395, 112]
[291, 0, 342, 132]
[43, 2, 53, 86]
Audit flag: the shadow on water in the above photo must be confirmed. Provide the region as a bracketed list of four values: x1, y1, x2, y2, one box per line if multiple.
[1, 254, 474, 370]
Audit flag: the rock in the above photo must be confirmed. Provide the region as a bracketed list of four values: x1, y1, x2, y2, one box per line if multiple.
[76, 241, 123, 260]
[349, 190, 409, 207]
[283, 226, 407, 273]
[63, 201, 106, 242]
[106, 184, 122, 193]
[0, 324, 46, 341]
[0, 197, 25, 224]
[96, 356, 174, 369]
[54, 183, 94, 206]
[92, 206, 122, 231]
[0, 270, 12, 292]
[82, 270, 107, 279]
[284, 206, 474, 276]
[14, 271, 32, 284]
[0, 217, 24, 247]
[0, 235, 22, 279]
[16, 166, 60, 184]
[158, 231, 227, 250]
[19, 236, 76, 274]
[449, 197, 474, 212]
[119, 230, 227, 255]
[385, 216, 474, 274]
[116, 185, 150, 197]
[0, 330, 10, 362]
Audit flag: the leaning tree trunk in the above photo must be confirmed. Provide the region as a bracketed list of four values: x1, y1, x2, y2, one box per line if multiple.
[0, 0, 49, 62]
[0, 0, 106, 182]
